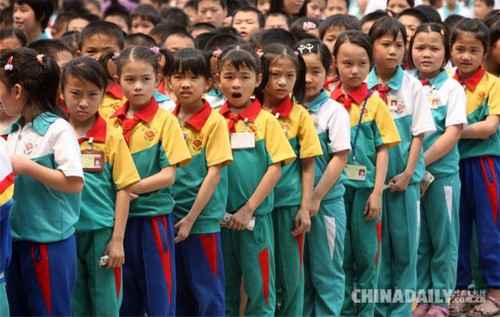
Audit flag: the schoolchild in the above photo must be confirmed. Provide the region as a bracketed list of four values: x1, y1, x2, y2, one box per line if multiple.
[107, 46, 192, 316]
[367, 16, 436, 317]
[61, 56, 141, 316]
[408, 23, 467, 317]
[216, 44, 296, 316]
[329, 30, 402, 316]
[298, 38, 352, 316]
[168, 48, 233, 316]
[1, 48, 84, 316]
[0, 137, 13, 316]
[450, 18, 500, 317]
[261, 43, 323, 316]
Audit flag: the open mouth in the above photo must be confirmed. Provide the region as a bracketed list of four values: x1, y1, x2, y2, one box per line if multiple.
[232, 93, 242, 98]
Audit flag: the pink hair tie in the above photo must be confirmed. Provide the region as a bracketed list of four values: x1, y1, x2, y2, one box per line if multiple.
[255, 49, 263, 57]
[4, 56, 13, 71]
[303, 21, 317, 32]
[112, 52, 120, 61]
[36, 54, 45, 66]
[150, 46, 160, 57]
[212, 48, 223, 59]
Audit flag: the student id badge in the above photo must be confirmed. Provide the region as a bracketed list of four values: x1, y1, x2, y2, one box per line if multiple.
[231, 132, 255, 149]
[388, 96, 399, 112]
[81, 149, 105, 172]
[427, 94, 440, 109]
[346, 164, 367, 181]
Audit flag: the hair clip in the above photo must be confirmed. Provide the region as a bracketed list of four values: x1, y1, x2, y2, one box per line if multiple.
[112, 52, 120, 61]
[3, 56, 13, 71]
[212, 48, 223, 59]
[297, 43, 314, 54]
[36, 54, 45, 66]
[255, 49, 264, 57]
[303, 21, 317, 32]
[150, 46, 160, 57]
[294, 51, 299, 56]
[440, 28, 445, 36]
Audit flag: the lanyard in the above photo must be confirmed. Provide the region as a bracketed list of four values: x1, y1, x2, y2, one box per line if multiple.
[351, 92, 371, 164]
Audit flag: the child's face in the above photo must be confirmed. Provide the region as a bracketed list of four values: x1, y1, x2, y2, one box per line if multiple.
[334, 41, 370, 93]
[322, 26, 345, 55]
[398, 14, 421, 45]
[283, 0, 305, 16]
[80, 34, 122, 60]
[168, 70, 211, 107]
[265, 15, 289, 30]
[256, 0, 271, 14]
[105, 15, 130, 34]
[131, 16, 155, 35]
[62, 75, 105, 124]
[264, 57, 297, 103]
[119, 60, 157, 109]
[373, 32, 405, 72]
[184, 6, 198, 26]
[0, 36, 24, 53]
[412, 31, 446, 79]
[0, 0, 10, 10]
[233, 11, 261, 42]
[491, 39, 500, 66]
[387, 0, 411, 14]
[67, 17, 90, 33]
[161, 34, 195, 53]
[218, 62, 262, 109]
[361, 21, 375, 34]
[473, 0, 493, 21]
[451, 32, 486, 79]
[197, 0, 227, 28]
[307, 0, 326, 20]
[302, 53, 327, 102]
[324, 0, 348, 17]
[0, 80, 23, 117]
[13, 3, 39, 36]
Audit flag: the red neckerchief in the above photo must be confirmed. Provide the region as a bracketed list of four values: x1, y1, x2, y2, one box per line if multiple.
[219, 99, 261, 133]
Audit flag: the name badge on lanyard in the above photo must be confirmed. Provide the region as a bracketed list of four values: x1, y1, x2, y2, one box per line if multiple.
[231, 132, 255, 149]
[81, 137, 105, 172]
[346, 93, 370, 181]
[427, 88, 440, 109]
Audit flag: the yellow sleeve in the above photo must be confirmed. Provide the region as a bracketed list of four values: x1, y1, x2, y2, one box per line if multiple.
[205, 113, 233, 167]
[488, 75, 500, 116]
[373, 97, 401, 149]
[106, 127, 141, 190]
[160, 112, 192, 167]
[264, 114, 297, 165]
[297, 106, 323, 159]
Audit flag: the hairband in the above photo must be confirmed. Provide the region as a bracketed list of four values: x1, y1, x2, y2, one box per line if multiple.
[150, 46, 160, 57]
[212, 48, 223, 59]
[297, 43, 314, 54]
[303, 21, 317, 32]
[4, 56, 13, 71]
[36, 54, 45, 67]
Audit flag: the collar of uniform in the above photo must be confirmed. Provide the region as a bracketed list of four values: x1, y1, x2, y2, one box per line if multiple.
[219, 98, 262, 122]
[367, 65, 404, 91]
[154, 90, 171, 103]
[107, 82, 123, 99]
[206, 88, 224, 98]
[110, 97, 159, 123]
[6, 112, 59, 136]
[306, 89, 329, 113]
[453, 67, 485, 91]
[270, 95, 293, 118]
[173, 99, 212, 132]
[330, 83, 369, 104]
[80, 115, 107, 143]
[157, 81, 166, 95]
[420, 69, 449, 91]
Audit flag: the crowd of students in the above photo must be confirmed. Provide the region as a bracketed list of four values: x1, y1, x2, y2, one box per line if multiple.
[0, 0, 500, 316]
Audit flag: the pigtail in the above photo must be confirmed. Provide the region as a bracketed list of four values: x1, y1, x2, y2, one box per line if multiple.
[254, 54, 269, 104]
[292, 52, 306, 105]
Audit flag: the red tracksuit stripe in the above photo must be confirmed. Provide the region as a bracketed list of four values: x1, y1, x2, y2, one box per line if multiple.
[113, 267, 121, 300]
[480, 157, 499, 223]
[149, 217, 172, 304]
[0, 172, 13, 195]
[199, 234, 217, 277]
[31, 243, 51, 314]
[258, 247, 270, 305]
[375, 220, 382, 266]
[295, 233, 304, 274]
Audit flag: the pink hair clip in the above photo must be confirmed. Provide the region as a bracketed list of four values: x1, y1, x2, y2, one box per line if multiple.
[112, 52, 120, 61]
[36, 54, 45, 66]
[150, 46, 160, 57]
[212, 48, 223, 59]
[255, 49, 264, 57]
[3, 56, 13, 71]
[303, 21, 317, 32]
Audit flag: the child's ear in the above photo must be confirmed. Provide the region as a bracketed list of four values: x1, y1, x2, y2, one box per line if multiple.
[166, 76, 173, 90]
[215, 73, 221, 88]
[76, 50, 82, 57]
[255, 73, 263, 88]
[59, 89, 64, 101]
[113, 75, 120, 85]
[205, 77, 213, 92]
[13, 84, 23, 99]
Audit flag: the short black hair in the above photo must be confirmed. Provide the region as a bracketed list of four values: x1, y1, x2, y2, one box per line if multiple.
[68, 12, 101, 26]
[131, 4, 162, 25]
[409, 22, 450, 69]
[451, 18, 490, 51]
[160, 7, 191, 28]
[61, 56, 109, 92]
[360, 10, 388, 30]
[333, 30, 373, 69]
[204, 33, 242, 53]
[397, 8, 429, 24]
[414, 5, 442, 24]
[265, 10, 291, 27]
[252, 28, 296, 49]
[79, 21, 125, 50]
[103, 4, 132, 29]
[28, 39, 72, 60]
[444, 14, 465, 34]
[232, 6, 265, 28]
[0, 28, 27, 47]
[369, 16, 407, 46]
[319, 14, 361, 40]
[169, 48, 212, 79]
[125, 33, 157, 48]
[15, 0, 54, 30]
